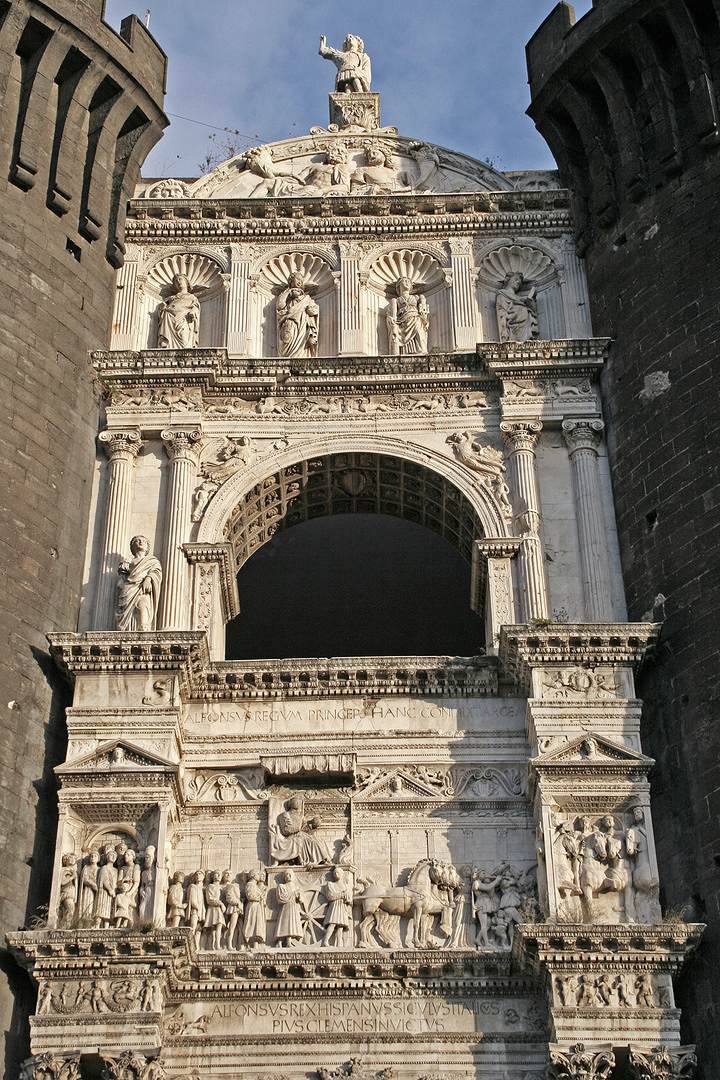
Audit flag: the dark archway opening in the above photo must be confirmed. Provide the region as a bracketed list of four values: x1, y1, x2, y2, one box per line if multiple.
[226, 513, 484, 659]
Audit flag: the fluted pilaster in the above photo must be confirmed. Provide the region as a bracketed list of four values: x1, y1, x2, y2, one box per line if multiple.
[500, 420, 549, 621]
[226, 248, 253, 355]
[157, 429, 203, 630]
[339, 241, 363, 355]
[448, 238, 476, 350]
[94, 430, 143, 630]
[562, 418, 612, 621]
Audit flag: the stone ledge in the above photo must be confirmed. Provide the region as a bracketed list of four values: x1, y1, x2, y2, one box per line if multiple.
[513, 922, 705, 974]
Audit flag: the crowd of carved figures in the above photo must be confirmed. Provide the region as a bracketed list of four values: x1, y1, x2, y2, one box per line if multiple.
[553, 971, 661, 1009]
[550, 809, 660, 924]
[154, 261, 540, 354]
[57, 843, 156, 929]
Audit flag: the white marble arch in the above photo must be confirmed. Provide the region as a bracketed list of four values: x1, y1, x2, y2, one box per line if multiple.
[361, 245, 451, 353]
[138, 249, 228, 349]
[251, 249, 338, 357]
[475, 238, 566, 342]
[193, 434, 513, 657]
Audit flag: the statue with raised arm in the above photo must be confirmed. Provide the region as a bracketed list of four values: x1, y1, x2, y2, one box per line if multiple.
[319, 34, 371, 93]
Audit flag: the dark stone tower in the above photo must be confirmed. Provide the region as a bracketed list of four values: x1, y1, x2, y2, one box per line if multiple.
[527, 2, 720, 1074]
[0, 1, 166, 1071]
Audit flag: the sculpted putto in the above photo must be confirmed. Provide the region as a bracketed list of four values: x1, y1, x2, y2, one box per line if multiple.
[276, 273, 319, 358]
[386, 277, 430, 355]
[157, 273, 200, 349]
[115, 536, 162, 632]
[319, 34, 371, 93]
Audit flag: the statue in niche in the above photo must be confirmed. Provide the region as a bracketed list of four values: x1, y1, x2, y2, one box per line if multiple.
[203, 870, 226, 951]
[243, 869, 268, 950]
[94, 847, 118, 928]
[115, 536, 162, 632]
[157, 273, 200, 349]
[350, 144, 404, 194]
[321, 867, 354, 946]
[58, 854, 77, 927]
[495, 271, 539, 342]
[319, 34, 372, 93]
[166, 871, 186, 927]
[113, 849, 140, 927]
[221, 870, 243, 950]
[270, 795, 333, 866]
[300, 142, 354, 195]
[137, 846, 155, 922]
[624, 806, 661, 922]
[276, 273, 320, 358]
[78, 850, 100, 920]
[276, 870, 303, 948]
[386, 277, 430, 355]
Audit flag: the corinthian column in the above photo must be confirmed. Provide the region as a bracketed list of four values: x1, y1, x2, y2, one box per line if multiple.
[157, 429, 203, 630]
[562, 418, 612, 621]
[500, 420, 549, 621]
[94, 430, 143, 630]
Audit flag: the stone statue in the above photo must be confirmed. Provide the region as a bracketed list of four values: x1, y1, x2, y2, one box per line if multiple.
[300, 143, 354, 195]
[276, 274, 320, 358]
[243, 869, 267, 950]
[203, 870, 226, 951]
[579, 815, 629, 923]
[78, 850, 100, 920]
[95, 847, 118, 929]
[243, 145, 299, 198]
[166, 871, 185, 927]
[157, 273, 200, 349]
[319, 34, 371, 93]
[624, 807, 661, 922]
[115, 536, 162, 632]
[495, 271, 539, 342]
[187, 869, 206, 949]
[276, 870, 303, 947]
[58, 854, 77, 927]
[386, 277, 430, 355]
[471, 866, 503, 947]
[321, 867, 353, 947]
[221, 870, 243, 950]
[191, 478, 220, 523]
[270, 796, 333, 866]
[350, 144, 403, 194]
[113, 849, 140, 928]
[137, 847, 155, 922]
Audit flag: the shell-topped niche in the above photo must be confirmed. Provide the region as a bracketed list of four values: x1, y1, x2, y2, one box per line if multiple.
[258, 252, 336, 296]
[477, 244, 556, 287]
[146, 252, 226, 298]
[367, 249, 446, 294]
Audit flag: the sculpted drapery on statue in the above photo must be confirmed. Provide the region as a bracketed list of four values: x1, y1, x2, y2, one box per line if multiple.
[270, 796, 333, 866]
[495, 271, 538, 342]
[115, 536, 162, 632]
[319, 34, 371, 93]
[157, 273, 200, 349]
[276, 274, 319, 358]
[386, 277, 430, 355]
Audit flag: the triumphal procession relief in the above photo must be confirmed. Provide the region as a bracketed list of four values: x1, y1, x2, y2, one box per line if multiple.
[11, 36, 703, 1080]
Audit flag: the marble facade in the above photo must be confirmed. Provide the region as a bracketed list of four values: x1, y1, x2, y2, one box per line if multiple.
[11, 38, 703, 1080]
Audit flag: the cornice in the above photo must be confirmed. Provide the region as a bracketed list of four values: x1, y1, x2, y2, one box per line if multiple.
[513, 923, 705, 975]
[482, 338, 610, 381]
[48, 632, 210, 695]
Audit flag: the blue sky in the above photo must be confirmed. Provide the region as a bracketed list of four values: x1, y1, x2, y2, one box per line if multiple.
[105, 0, 594, 178]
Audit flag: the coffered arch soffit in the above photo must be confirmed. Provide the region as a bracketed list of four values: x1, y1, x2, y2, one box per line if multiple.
[197, 436, 509, 569]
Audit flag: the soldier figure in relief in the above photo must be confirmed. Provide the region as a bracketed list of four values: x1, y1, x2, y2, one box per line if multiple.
[95, 847, 118, 929]
[276, 870, 303, 948]
[78, 850, 100, 920]
[58, 854, 77, 927]
[321, 867, 353, 947]
[187, 869, 206, 949]
[243, 869, 268, 950]
[319, 34, 371, 93]
[203, 870, 226, 951]
[221, 870, 243, 950]
[166, 871, 186, 927]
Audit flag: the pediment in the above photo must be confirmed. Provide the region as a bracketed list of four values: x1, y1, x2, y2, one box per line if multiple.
[353, 767, 448, 801]
[532, 733, 653, 768]
[141, 133, 516, 201]
[56, 739, 176, 774]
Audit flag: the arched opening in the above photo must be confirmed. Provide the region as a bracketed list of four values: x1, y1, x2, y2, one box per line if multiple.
[223, 452, 486, 659]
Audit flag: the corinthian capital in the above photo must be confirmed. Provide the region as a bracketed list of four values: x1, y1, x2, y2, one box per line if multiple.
[562, 418, 605, 454]
[98, 430, 142, 461]
[161, 428, 204, 462]
[628, 1045, 697, 1080]
[22, 1054, 81, 1080]
[500, 419, 542, 452]
[548, 1044, 615, 1080]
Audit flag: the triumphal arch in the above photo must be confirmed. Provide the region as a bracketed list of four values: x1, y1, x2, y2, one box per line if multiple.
[13, 35, 703, 1080]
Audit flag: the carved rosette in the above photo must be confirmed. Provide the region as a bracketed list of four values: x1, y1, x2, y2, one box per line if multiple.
[98, 429, 143, 462]
[547, 1043, 615, 1080]
[628, 1046, 698, 1080]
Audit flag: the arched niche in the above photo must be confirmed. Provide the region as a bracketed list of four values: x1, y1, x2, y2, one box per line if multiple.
[191, 438, 515, 659]
[140, 251, 227, 349]
[475, 242, 564, 340]
[363, 247, 450, 354]
[252, 251, 337, 357]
